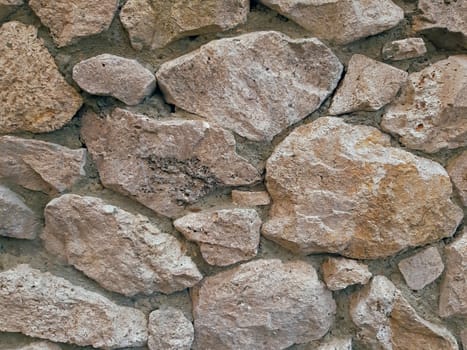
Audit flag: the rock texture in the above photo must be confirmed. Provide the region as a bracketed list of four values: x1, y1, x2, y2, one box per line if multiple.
[232, 190, 271, 206]
[0, 0, 22, 20]
[148, 308, 194, 350]
[0, 264, 147, 349]
[381, 55, 467, 153]
[81, 108, 260, 217]
[0, 21, 82, 133]
[317, 338, 352, 350]
[321, 257, 372, 291]
[262, 117, 463, 259]
[398, 247, 444, 290]
[156, 31, 343, 141]
[192, 259, 335, 350]
[6, 342, 62, 350]
[447, 151, 467, 206]
[382, 38, 427, 61]
[174, 209, 261, 266]
[461, 329, 467, 350]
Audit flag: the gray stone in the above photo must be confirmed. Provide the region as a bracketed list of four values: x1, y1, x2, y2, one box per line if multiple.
[5, 342, 62, 350]
[232, 190, 271, 206]
[447, 151, 467, 206]
[461, 329, 467, 350]
[148, 308, 194, 350]
[316, 338, 352, 350]
[382, 38, 427, 61]
[321, 257, 372, 291]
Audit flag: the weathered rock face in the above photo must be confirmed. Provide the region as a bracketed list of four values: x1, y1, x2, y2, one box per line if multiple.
[6, 342, 62, 350]
[0, 21, 82, 133]
[148, 308, 194, 350]
[120, 0, 249, 50]
[447, 151, 467, 206]
[321, 257, 372, 291]
[231, 190, 271, 206]
[382, 38, 427, 61]
[0, 265, 148, 349]
[156, 31, 343, 141]
[316, 338, 352, 350]
[0, 0, 22, 20]
[174, 209, 261, 266]
[81, 108, 260, 217]
[328, 54, 408, 115]
[381, 55, 467, 153]
[192, 259, 336, 350]
[42, 194, 203, 296]
[262, 117, 463, 259]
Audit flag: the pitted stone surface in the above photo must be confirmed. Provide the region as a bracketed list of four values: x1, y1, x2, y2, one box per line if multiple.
[232, 190, 271, 206]
[447, 151, 467, 206]
[382, 38, 427, 61]
[322, 257, 372, 291]
[148, 308, 194, 350]
[398, 247, 444, 290]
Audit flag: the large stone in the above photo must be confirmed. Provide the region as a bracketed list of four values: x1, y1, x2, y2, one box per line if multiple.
[42, 194, 202, 296]
[6, 342, 62, 350]
[81, 108, 260, 218]
[447, 151, 467, 206]
[0, 21, 82, 133]
[174, 209, 261, 266]
[148, 308, 194, 350]
[120, 0, 249, 50]
[192, 259, 335, 350]
[0, 264, 147, 349]
[156, 31, 343, 141]
[232, 190, 271, 206]
[381, 55, 467, 153]
[382, 38, 427, 61]
[321, 257, 372, 291]
[262, 117, 463, 259]
[0, 0, 22, 20]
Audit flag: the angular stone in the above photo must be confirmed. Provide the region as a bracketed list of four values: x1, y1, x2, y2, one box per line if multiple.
[259, 0, 404, 45]
[42, 194, 202, 296]
[148, 308, 194, 350]
[232, 190, 271, 206]
[381, 55, 467, 153]
[192, 259, 335, 350]
[120, 0, 249, 50]
[81, 108, 260, 218]
[317, 338, 352, 350]
[262, 117, 463, 259]
[0, 21, 82, 133]
[0, 265, 147, 349]
[174, 209, 261, 266]
[321, 257, 372, 291]
[6, 342, 62, 350]
[328, 54, 408, 115]
[0, 0, 23, 20]
[382, 38, 427, 61]
[0, 136, 86, 194]
[156, 31, 343, 141]
[447, 151, 467, 206]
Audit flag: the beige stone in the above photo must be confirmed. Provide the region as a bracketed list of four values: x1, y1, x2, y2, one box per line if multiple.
[156, 31, 343, 141]
[382, 38, 427, 61]
[447, 151, 467, 206]
[5, 342, 62, 350]
[148, 308, 194, 350]
[321, 257, 372, 291]
[232, 190, 271, 206]
[316, 338, 352, 350]
[0, 21, 82, 133]
[262, 117, 463, 259]
[0, 0, 22, 20]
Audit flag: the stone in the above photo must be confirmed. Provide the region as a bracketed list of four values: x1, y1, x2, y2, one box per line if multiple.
[321, 257, 372, 291]
[156, 31, 343, 141]
[0, 21, 83, 133]
[447, 151, 467, 206]
[6, 342, 62, 350]
[316, 338, 352, 350]
[381, 55, 467, 153]
[174, 208, 261, 266]
[382, 38, 427, 61]
[42, 194, 202, 296]
[72, 54, 156, 105]
[81, 108, 260, 218]
[398, 246, 444, 290]
[259, 0, 404, 45]
[148, 308, 194, 350]
[0, 264, 147, 349]
[0, 136, 86, 194]
[461, 329, 467, 350]
[350, 275, 458, 350]
[29, 0, 118, 47]
[0, 0, 22, 20]
[120, 0, 249, 50]
[232, 190, 271, 206]
[192, 259, 335, 350]
[262, 117, 463, 259]
[328, 54, 408, 115]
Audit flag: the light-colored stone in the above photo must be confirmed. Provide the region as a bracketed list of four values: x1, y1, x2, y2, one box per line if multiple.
[316, 338, 352, 350]
[42, 194, 202, 296]
[0, 21, 82, 133]
[321, 257, 372, 291]
[156, 31, 343, 141]
[81, 108, 260, 218]
[461, 329, 467, 350]
[0, 0, 22, 20]
[232, 190, 271, 206]
[328, 54, 408, 115]
[262, 117, 463, 259]
[0, 264, 147, 349]
[381, 55, 467, 153]
[382, 38, 427, 61]
[120, 0, 249, 50]
[5, 342, 62, 350]
[148, 308, 194, 350]
[192, 259, 335, 350]
[174, 209, 261, 266]
[447, 151, 467, 206]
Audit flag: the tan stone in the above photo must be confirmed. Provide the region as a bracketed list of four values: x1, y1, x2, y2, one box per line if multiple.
[0, 0, 22, 20]
[321, 257, 372, 291]
[5, 342, 62, 350]
[382, 38, 427, 61]
[0, 21, 82, 133]
[156, 31, 343, 141]
[447, 151, 467, 206]
[262, 117, 463, 259]
[232, 190, 271, 206]
[148, 308, 194, 350]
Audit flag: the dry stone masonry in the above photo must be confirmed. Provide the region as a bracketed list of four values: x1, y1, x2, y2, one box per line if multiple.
[148, 308, 194, 350]
[321, 257, 372, 291]
[382, 37, 427, 61]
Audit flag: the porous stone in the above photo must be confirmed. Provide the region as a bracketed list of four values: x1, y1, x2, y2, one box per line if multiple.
[381, 55, 467, 153]
[0, 21, 82, 133]
[231, 190, 271, 206]
[120, 0, 249, 50]
[148, 308, 194, 350]
[328, 54, 408, 115]
[447, 151, 467, 206]
[156, 31, 343, 141]
[42, 194, 203, 296]
[192, 259, 336, 350]
[262, 117, 463, 259]
[5, 342, 62, 350]
[316, 338, 352, 350]
[321, 257, 372, 291]
[174, 208, 261, 266]
[0, 264, 147, 349]
[0, 0, 22, 20]
[382, 38, 427, 61]
[81, 108, 260, 218]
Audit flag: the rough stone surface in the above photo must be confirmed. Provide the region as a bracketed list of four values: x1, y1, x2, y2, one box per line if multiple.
[461, 329, 467, 350]
[0, 21, 83, 133]
[262, 117, 463, 259]
[382, 38, 427, 61]
[192, 259, 335, 350]
[148, 308, 194, 350]
[174, 209, 261, 266]
[381, 55, 467, 153]
[0, 0, 22, 20]
[120, 0, 249, 50]
[321, 257, 372, 291]
[0, 264, 147, 349]
[447, 151, 467, 206]
[156, 31, 343, 141]
[81, 108, 260, 218]
[5, 342, 62, 350]
[316, 338, 352, 350]
[328, 54, 408, 115]
[42, 194, 203, 296]
[231, 190, 271, 206]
